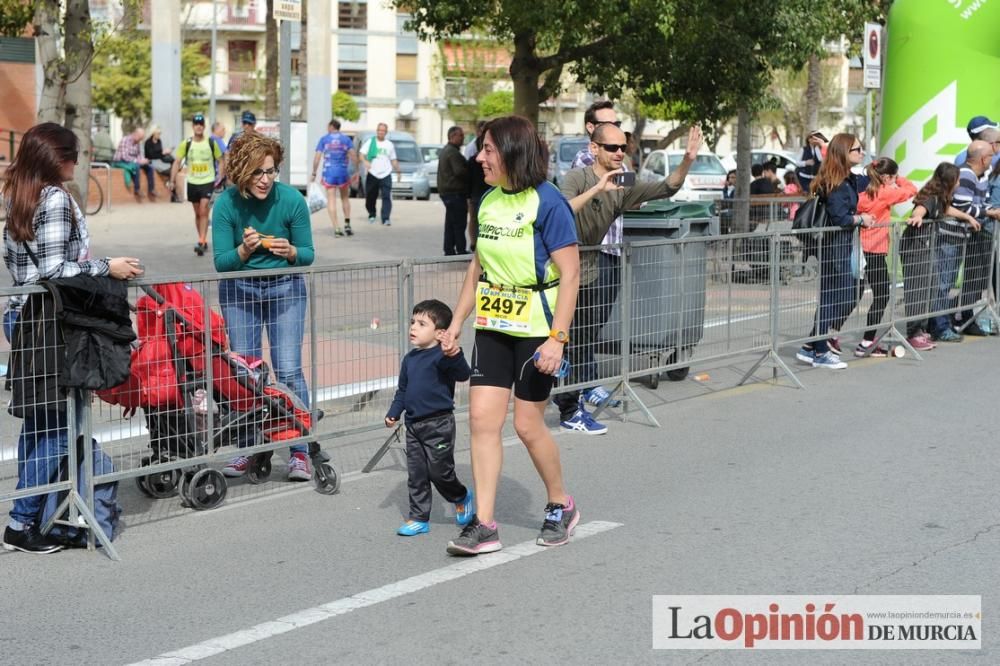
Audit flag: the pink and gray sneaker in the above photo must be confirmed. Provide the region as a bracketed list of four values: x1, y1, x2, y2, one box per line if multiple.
[446, 517, 502, 556]
[536, 497, 580, 547]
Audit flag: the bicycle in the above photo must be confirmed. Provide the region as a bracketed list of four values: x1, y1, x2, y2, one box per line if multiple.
[86, 173, 104, 216]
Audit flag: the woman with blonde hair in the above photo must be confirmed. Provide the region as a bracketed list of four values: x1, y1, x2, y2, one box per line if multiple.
[795, 133, 873, 369]
[211, 131, 316, 482]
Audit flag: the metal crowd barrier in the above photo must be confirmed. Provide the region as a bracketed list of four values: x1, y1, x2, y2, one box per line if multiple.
[1, 216, 997, 559]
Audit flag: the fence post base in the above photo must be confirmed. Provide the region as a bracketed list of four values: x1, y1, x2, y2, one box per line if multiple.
[40, 491, 120, 561]
[613, 380, 662, 428]
[362, 425, 403, 473]
[737, 350, 805, 390]
[870, 324, 924, 361]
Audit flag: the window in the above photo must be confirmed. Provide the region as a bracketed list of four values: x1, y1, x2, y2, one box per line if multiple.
[339, 33, 367, 65]
[228, 40, 257, 72]
[338, 1, 366, 29]
[396, 81, 418, 99]
[338, 69, 366, 97]
[444, 77, 468, 101]
[396, 54, 417, 81]
[396, 13, 418, 54]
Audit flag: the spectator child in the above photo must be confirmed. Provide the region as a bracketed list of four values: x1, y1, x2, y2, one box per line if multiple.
[783, 170, 802, 219]
[853, 158, 917, 356]
[385, 300, 475, 537]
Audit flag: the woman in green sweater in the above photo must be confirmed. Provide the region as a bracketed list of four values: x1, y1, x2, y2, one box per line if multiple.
[212, 132, 316, 481]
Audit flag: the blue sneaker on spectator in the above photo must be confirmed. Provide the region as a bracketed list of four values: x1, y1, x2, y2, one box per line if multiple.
[795, 347, 816, 365]
[812, 351, 847, 369]
[934, 329, 963, 343]
[583, 386, 621, 409]
[397, 520, 430, 536]
[560, 408, 608, 435]
[455, 489, 475, 527]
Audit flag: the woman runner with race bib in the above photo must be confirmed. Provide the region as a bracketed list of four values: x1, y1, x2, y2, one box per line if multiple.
[439, 115, 581, 556]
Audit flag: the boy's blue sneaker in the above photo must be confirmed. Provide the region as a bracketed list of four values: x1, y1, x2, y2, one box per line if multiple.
[455, 489, 475, 527]
[583, 386, 621, 408]
[397, 520, 430, 536]
[560, 408, 608, 435]
[811, 351, 847, 370]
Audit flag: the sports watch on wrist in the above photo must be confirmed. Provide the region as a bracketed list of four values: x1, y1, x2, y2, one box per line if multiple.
[549, 329, 570, 344]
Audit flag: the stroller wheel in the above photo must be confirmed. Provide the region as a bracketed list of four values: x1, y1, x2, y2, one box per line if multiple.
[143, 469, 181, 499]
[135, 474, 152, 497]
[186, 469, 228, 510]
[313, 462, 341, 495]
[246, 452, 272, 484]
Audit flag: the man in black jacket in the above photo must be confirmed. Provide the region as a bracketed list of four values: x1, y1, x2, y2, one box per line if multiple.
[437, 126, 470, 255]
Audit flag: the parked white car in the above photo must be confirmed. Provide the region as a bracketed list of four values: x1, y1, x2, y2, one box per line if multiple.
[638, 150, 727, 202]
[718, 150, 801, 181]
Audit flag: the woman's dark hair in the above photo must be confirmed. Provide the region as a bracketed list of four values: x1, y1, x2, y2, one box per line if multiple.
[482, 115, 549, 192]
[914, 162, 961, 216]
[2, 122, 79, 241]
[864, 157, 899, 197]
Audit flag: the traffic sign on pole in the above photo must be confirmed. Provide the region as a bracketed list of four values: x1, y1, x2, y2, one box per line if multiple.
[274, 0, 301, 22]
[863, 22, 882, 89]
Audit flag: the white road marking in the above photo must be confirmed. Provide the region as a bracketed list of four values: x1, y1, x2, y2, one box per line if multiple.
[127, 520, 624, 665]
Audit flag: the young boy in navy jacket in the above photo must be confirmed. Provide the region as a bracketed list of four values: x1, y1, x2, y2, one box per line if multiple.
[386, 300, 475, 536]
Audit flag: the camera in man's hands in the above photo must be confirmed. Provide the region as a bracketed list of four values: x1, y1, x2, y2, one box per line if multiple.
[612, 171, 635, 187]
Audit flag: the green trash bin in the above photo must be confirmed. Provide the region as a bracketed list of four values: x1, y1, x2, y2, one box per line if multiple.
[600, 202, 719, 386]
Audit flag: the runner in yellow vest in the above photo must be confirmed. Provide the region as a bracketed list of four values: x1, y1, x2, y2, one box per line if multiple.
[169, 113, 224, 256]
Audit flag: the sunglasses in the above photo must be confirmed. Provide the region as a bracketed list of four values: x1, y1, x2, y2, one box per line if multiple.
[849, 146, 864, 153]
[596, 120, 622, 128]
[597, 143, 628, 153]
[251, 167, 278, 178]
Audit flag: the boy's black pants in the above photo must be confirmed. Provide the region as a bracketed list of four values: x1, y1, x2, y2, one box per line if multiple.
[405, 412, 467, 522]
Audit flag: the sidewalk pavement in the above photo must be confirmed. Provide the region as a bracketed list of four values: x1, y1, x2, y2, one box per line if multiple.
[1, 332, 996, 664]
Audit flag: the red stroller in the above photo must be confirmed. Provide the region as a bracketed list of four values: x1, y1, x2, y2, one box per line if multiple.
[99, 282, 339, 509]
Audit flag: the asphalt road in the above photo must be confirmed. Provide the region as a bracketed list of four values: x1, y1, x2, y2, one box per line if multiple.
[1, 199, 997, 664]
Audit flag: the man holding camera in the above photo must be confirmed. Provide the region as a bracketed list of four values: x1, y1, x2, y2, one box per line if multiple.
[553, 123, 702, 434]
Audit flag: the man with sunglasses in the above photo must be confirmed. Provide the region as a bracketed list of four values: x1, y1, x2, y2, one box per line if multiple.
[553, 123, 702, 434]
[562, 100, 629, 417]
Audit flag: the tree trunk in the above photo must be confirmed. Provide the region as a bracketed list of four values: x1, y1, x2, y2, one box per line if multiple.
[804, 53, 821, 140]
[34, 0, 66, 124]
[632, 114, 647, 167]
[265, 0, 278, 118]
[64, 0, 93, 207]
[509, 31, 541, 126]
[297, 0, 306, 120]
[733, 109, 752, 234]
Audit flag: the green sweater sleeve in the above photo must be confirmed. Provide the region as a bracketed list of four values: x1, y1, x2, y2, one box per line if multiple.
[288, 190, 314, 266]
[212, 191, 244, 272]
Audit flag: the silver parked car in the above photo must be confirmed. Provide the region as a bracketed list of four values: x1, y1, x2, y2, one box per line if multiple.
[355, 130, 431, 200]
[548, 135, 590, 188]
[420, 144, 442, 192]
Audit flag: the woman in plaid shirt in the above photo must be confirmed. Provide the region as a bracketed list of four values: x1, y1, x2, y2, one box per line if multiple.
[1, 122, 142, 554]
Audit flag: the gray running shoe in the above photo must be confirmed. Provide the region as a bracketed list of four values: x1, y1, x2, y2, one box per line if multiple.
[536, 499, 580, 547]
[446, 517, 502, 556]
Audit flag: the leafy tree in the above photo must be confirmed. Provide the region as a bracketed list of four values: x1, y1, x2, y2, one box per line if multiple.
[332, 90, 361, 122]
[91, 36, 210, 130]
[395, 0, 672, 126]
[0, 0, 33, 37]
[478, 90, 513, 119]
[434, 35, 508, 124]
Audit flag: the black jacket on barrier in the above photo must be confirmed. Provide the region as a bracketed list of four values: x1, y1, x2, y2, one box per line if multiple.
[8, 275, 135, 418]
